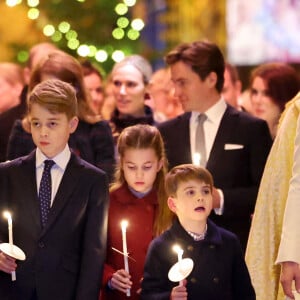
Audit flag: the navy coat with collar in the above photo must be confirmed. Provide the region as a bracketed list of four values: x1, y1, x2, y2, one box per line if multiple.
[0, 150, 109, 300]
[141, 218, 255, 300]
[157, 106, 273, 251]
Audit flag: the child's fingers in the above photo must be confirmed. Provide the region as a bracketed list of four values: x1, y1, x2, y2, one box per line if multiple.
[0, 252, 17, 273]
[111, 270, 132, 293]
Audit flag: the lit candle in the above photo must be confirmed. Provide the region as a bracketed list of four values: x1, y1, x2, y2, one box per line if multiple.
[3, 211, 16, 281]
[173, 245, 184, 286]
[193, 153, 201, 166]
[3, 211, 13, 248]
[121, 220, 130, 297]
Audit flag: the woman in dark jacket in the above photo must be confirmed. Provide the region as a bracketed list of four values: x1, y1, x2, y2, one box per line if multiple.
[7, 50, 115, 181]
[109, 55, 155, 145]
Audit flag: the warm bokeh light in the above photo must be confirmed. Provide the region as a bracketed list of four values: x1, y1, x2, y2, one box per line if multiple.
[27, 7, 39, 19]
[112, 28, 125, 40]
[77, 44, 90, 57]
[95, 50, 108, 62]
[6, 0, 21, 7]
[115, 3, 128, 15]
[43, 24, 55, 37]
[17, 50, 29, 63]
[58, 21, 70, 33]
[65, 30, 78, 40]
[88, 45, 97, 57]
[112, 50, 125, 62]
[27, 0, 39, 7]
[124, 0, 136, 7]
[131, 18, 144, 31]
[67, 39, 80, 50]
[127, 29, 139, 40]
[51, 31, 62, 42]
[117, 17, 129, 29]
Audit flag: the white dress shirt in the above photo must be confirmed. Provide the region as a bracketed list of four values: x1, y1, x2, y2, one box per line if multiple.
[190, 98, 227, 162]
[36, 145, 71, 206]
[190, 98, 227, 215]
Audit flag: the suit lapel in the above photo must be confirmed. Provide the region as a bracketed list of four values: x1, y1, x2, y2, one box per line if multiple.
[178, 113, 192, 163]
[41, 154, 83, 235]
[19, 151, 42, 231]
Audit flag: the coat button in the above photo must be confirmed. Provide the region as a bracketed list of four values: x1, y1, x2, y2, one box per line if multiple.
[213, 277, 219, 284]
[187, 245, 194, 252]
[190, 277, 197, 283]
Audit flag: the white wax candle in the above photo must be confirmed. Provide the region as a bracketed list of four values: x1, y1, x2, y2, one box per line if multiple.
[3, 211, 13, 247]
[173, 245, 184, 286]
[193, 153, 201, 166]
[121, 220, 130, 297]
[3, 211, 16, 281]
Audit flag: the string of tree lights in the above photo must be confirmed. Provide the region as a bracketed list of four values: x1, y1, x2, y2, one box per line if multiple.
[5, 0, 146, 72]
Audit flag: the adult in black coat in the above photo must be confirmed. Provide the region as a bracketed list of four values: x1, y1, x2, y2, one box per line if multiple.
[157, 41, 272, 251]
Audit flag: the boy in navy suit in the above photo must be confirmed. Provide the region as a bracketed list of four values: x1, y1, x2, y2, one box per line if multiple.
[141, 164, 255, 300]
[0, 79, 109, 300]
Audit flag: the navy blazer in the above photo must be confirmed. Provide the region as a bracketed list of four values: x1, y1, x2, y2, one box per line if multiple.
[7, 118, 115, 182]
[0, 151, 109, 300]
[158, 107, 273, 251]
[141, 218, 255, 300]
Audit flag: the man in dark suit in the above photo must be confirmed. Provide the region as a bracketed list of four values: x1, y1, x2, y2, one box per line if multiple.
[0, 79, 109, 299]
[158, 41, 273, 251]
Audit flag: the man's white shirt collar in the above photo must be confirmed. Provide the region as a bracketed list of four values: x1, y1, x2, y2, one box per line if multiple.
[36, 145, 71, 171]
[190, 98, 227, 125]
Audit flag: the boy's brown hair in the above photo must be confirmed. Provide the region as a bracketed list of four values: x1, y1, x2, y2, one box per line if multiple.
[165, 164, 213, 196]
[27, 78, 78, 120]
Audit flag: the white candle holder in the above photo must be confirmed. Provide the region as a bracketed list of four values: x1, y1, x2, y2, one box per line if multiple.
[0, 243, 25, 261]
[168, 257, 194, 283]
[169, 245, 194, 285]
[2, 210, 26, 281]
[0, 243, 26, 281]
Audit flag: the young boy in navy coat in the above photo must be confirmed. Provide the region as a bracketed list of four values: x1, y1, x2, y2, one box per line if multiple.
[141, 164, 255, 300]
[0, 79, 109, 300]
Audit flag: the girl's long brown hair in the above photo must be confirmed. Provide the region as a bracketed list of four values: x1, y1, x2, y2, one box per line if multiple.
[111, 124, 173, 235]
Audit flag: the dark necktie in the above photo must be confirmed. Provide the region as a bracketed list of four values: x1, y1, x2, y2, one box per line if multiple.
[195, 114, 207, 166]
[39, 160, 55, 227]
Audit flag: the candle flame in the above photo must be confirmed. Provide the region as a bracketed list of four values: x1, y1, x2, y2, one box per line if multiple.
[173, 244, 183, 254]
[193, 153, 201, 166]
[3, 211, 12, 220]
[121, 220, 128, 230]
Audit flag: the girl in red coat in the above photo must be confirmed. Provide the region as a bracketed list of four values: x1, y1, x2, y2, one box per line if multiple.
[100, 124, 173, 300]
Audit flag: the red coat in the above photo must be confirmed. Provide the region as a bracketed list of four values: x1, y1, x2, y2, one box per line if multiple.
[100, 183, 158, 300]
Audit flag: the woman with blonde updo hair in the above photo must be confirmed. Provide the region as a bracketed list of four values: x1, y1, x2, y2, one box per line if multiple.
[109, 55, 155, 144]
